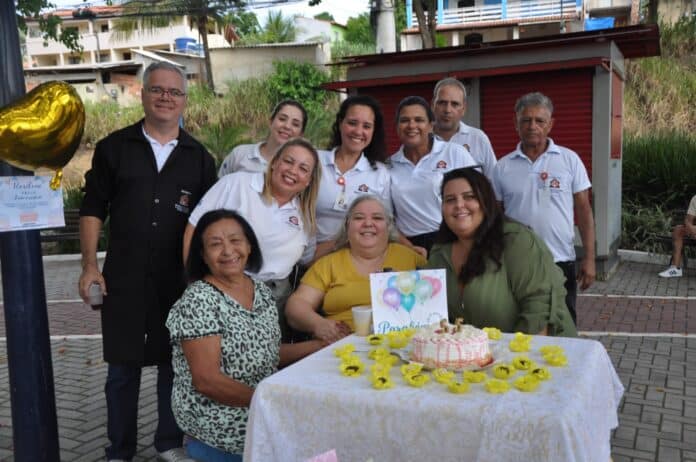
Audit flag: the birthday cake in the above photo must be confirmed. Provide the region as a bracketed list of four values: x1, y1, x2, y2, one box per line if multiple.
[410, 320, 492, 370]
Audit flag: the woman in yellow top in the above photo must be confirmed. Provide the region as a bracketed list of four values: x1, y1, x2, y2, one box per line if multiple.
[286, 195, 426, 343]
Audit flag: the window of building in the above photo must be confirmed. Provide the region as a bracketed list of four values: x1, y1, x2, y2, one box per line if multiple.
[122, 52, 131, 60]
[68, 55, 82, 65]
[458, 0, 475, 7]
[28, 26, 42, 38]
[99, 53, 110, 62]
[101, 23, 109, 32]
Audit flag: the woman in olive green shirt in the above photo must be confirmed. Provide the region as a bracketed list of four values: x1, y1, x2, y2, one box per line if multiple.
[428, 168, 576, 336]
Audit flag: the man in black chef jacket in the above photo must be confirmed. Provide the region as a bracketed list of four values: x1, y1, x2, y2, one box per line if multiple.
[78, 62, 217, 462]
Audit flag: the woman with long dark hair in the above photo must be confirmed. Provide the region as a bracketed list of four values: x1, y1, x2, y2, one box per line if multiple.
[313, 95, 391, 260]
[428, 167, 576, 335]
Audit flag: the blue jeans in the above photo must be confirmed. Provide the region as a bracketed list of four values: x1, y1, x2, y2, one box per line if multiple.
[104, 362, 183, 460]
[185, 438, 243, 461]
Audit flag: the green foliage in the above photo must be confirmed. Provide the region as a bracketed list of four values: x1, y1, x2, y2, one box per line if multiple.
[242, 10, 296, 44]
[83, 101, 143, 146]
[344, 13, 374, 45]
[199, 125, 252, 168]
[624, 17, 696, 136]
[623, 131, 696, 212]
[15, 0, 82, 52]
[659, 15, 696, 62]
[266, 60, 330, 115]
[621, 198, 673, 253]
[332, 40, 376, 59]
[314, 12, 334, 22]
[223, 9, 260, 37]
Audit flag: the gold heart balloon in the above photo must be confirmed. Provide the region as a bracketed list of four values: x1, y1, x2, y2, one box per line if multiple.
[0, 81, 85, 189]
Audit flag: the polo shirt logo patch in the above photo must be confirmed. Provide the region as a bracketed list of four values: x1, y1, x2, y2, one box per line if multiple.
[357, 184, 369, 193]
[175, 189, 191, 214]
[436, 160, 447, 170]
[288, 215, 300, 228]
[549, 178, 561, 189]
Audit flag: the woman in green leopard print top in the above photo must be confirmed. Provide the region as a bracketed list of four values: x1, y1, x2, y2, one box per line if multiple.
[166, 209, 324, 460]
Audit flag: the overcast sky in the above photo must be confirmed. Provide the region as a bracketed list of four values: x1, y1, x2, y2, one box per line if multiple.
[47, 0, 370, 25]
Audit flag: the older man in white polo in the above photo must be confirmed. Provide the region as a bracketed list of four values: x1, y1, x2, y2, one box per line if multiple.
[431, 77, 497, 178]
[492, 92, 596, 325]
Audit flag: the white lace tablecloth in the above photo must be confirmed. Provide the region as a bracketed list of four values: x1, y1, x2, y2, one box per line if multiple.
[244, 334, 624, 462]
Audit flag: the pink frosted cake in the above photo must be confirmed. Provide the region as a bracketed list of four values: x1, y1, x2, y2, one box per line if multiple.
[410, 321, 492, 370]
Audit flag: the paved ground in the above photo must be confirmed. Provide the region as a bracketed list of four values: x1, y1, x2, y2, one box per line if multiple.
[0, 255, 695, 461]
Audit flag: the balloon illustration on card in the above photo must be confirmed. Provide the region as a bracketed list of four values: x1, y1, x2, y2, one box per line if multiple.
[370, 269, 448, 334]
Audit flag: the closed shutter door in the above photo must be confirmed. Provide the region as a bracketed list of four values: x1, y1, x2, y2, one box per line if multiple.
[359, 82, 435, 155]
[480, 68, 593, 180]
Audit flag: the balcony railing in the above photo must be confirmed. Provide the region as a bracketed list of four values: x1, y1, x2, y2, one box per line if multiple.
[412, 0, 582, 26]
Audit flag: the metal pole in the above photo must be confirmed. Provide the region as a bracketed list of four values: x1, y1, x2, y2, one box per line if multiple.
[0, 3, 61, 461]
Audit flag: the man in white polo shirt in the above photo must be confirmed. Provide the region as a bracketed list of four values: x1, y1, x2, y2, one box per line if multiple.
[492, 92, 595, 325]
[432, 77, 497, 179]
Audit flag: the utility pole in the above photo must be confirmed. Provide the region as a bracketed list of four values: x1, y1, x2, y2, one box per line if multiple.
[0, 2, 61, 461]
[373, 0, 396, 53]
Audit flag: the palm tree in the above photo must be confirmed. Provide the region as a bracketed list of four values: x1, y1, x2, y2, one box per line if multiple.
[113, 0, 244, 90]
[261, 10, 297, 43]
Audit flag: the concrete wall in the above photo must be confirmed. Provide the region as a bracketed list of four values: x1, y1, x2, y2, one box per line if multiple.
[210, 43, 330, 93]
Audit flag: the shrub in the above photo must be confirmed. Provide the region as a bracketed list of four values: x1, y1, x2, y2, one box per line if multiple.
[266, 60, 331, 116]
[622, 131, 696, 212]
[83, 101, 143, 146]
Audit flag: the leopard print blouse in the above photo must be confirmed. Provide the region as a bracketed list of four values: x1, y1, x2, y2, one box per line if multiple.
[166, 279, 281, 453]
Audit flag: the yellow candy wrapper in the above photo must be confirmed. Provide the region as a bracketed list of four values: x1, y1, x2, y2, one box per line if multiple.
[367, 334, 385, 345]
[530, 367, 552, 381]
[371, 375, 394, 390]
[334, 344, 355, 358]
[513, 375, 541, 392]
[492, 364, 516, 379]
[400, 363, 423, 376]
[404, 373, 430, 387]
[339, 360, 364, 377]
[512, 356, 533, 370]
[485, 379, 510, 394]
[433, 368, 455, 384]
[543, 352, 568, 367]
[463, 370, 486, 383]
[447, 381, 471, 394]
[482, 327, 502, 340]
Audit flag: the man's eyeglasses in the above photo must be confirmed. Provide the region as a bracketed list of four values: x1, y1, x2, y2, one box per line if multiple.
[146, 86, 186, 98]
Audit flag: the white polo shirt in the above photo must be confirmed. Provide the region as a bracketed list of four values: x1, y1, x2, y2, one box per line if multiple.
[142, 125, 177, 172]
[492, 138, 591, 262]
[315, 148, 391, 242]
[390, 138, 477, 237]
[189, 171, 308, 281]
[444, 121, 497, 179]
[218, 142, 267, 177]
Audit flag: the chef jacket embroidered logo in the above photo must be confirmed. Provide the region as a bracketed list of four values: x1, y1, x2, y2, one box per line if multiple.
[175, 189, 192, 213]
[288, 215, 300, 228]
[357, 184, 369, 193]
[549, 178, 561, 189]
[436, 160, 447, 170]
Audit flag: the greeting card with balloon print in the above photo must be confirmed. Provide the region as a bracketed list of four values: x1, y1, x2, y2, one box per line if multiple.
[369, 269, 448, 334]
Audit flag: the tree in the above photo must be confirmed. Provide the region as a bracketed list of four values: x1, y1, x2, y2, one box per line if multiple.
[15, 0, 82, 52]
[112, 0, 245, 90]
[241, 10, 296, 45]
[314, 11, 334, 22]
[261, 10, 297, 43]
[223, 9, 260, 37]
[412, 0, 437, 49]
[344, 12, 374, 45]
